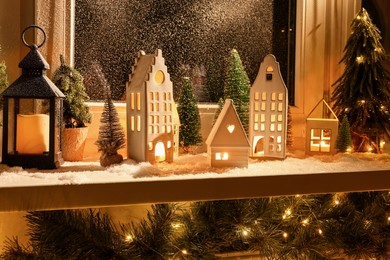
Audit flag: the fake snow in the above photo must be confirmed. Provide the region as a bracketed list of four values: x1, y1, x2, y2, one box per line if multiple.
[0, 152, 389, 188]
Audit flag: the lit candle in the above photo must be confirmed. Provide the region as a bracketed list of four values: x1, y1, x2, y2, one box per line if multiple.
[16, 114, 50, 154]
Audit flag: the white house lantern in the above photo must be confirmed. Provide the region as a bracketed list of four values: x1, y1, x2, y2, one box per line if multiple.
[306, 99, 339, 155]
[126, 49, 177, 164]
[249, 54, 288, 159]
[1, 25, 65, 169]
[206, 99, 250, 168]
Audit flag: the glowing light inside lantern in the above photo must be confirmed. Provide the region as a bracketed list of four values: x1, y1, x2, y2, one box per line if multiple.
[155, 142, 166, 162]
[16, 114, 50, 154]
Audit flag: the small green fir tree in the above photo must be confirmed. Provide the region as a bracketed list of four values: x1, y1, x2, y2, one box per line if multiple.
[52, 55, 92, 128]
[0, 61, 8, 94]
[0, 60, 8, 112]
[224, 49, 251, 133]
[178, 77, 202, 152]
[93, 63, 125, 167]
[336, 116, 352, 152]
[286, 106, 294, 148]
[331, 8, 390, 151]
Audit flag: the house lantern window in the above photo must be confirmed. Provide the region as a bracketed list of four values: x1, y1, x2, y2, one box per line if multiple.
[305, 99, 339, 155]
[1, 25, 65, 169]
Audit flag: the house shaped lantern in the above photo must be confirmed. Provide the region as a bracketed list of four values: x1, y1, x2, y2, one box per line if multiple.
[306, 99, 339, 155]
[249, 54, 288, 159]
[1, 25, 65, 169]
[126, 49, 177, 164]
[206, 99, 250, 168]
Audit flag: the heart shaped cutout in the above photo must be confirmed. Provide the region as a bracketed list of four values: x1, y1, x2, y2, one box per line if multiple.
[227, 124, 235, 133]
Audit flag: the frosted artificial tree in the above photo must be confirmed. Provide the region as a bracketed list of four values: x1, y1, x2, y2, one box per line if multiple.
[177, 77, 202, 153]
[335, 116, 352, 152]
[331, 8, 390, 152]
[0, 61, 7, 95]
[0, 60, 8, 112]
[52, 55, 92, 161]
[223, 49, 251, 133]
[93, 63, 125, 167]
[52, 55, 91, 128]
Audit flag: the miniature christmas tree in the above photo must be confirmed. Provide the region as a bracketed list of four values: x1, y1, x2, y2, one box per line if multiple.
[336, 116, 352, 152]
[223, 49, 251, 133]
[93, 63, 125, 167]
[52, 55, 91, 128]
[177, 77, 202, 153]
[286, 106, 294, 148]
[0, 61, 8, 94]
[331, 8, 390, 152]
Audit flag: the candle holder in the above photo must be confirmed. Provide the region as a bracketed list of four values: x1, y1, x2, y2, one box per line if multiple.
[1, 25, 65, 169]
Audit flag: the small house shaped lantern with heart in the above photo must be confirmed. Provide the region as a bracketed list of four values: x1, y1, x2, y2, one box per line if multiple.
[306, 99, 339, 155]
[206, 99, 250, 168]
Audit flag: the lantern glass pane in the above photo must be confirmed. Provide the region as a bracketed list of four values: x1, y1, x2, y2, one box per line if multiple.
[16, 98, 50, 154]
[6, 98, 15, 154]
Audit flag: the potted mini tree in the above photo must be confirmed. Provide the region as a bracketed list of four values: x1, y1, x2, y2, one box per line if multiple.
[52, 55, 92, 161]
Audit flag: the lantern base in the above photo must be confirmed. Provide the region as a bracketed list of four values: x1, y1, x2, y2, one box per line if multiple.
[2, 152, 63, 169]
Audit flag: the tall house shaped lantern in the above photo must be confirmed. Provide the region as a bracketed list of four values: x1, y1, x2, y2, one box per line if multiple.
[206, 99, 250, 168]
[249, 54, 288, 159]
[126, 49, 175, 164]
[306, 99, 339, 155]
[1, 25, 65, 169]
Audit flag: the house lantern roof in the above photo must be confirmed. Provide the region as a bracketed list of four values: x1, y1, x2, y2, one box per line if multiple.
[1, 26, 64, 99]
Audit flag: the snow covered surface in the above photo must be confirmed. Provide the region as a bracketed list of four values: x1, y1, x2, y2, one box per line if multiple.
[0, 152, 389, 188]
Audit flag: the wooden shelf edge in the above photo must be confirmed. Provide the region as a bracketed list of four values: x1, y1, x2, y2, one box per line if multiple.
[1, 170, 389, 212]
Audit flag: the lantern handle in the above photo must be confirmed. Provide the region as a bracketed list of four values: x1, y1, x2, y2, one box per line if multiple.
[21, 25, 46, 49]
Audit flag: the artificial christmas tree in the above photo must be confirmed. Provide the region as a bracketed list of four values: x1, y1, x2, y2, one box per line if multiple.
[52, 55, 92, 161]
[94, 63, 126, 167]
[335, 116, 352, 152]
[331, 8, 390, 152]
[223, 49, 251, 133]
[177, 77, 202, 153]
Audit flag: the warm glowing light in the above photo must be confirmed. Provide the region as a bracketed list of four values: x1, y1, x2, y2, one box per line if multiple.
[181, 250, 188, 255]
[172, 222, 182, 229]
[356, 55, 364, 63]
[346, 147, 353, 153]
[125, 234, 133, 242]
[283, 232, 288, 238]
[155, 142, 166, 162]
[302, 218, 309, 226]
[242, 230, 249, 236]
[334, 199, 340, 206]
[368, 147, 373, 152]
[388, 216, 390, 223]
[318, 229, 323, 235]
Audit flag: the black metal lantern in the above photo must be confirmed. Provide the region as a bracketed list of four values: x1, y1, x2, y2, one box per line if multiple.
[1, 25, 65, 169]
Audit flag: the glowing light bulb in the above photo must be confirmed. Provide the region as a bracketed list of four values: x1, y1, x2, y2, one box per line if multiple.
[368, 147, 373, 152]
[283, 232, 288, 238]
[302, 218, 309, 226]
[242, 230, 249, 236]
[334, 200, 340, 206]
[125, 234, 133, 242]
[181, 250, 188, 255]
[356, 55, 364, 64]
[318, 229, 323, 235]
